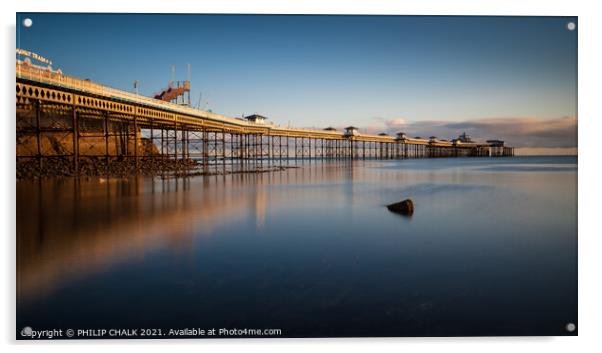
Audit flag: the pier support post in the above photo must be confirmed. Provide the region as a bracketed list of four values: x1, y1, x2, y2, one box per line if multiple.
[279, 136, 283, 163]
[181, 127, 186, 160]
[174, 122, 178, 160]
[222, 129, 226, 171]
[186, 130, 191, 159]
[104, 111, 110, 169]
[295, 137, 298, 161]
[150, 118, 154, 160]
[72, 106, 79, 174]
[286, 136, 290, 163]
[161, 128, 165, 158]
[258, 134, 262, 165]
[214, 131, 218, 165]
[237, 133, 241, 164]
[133, 114, 139, 170]
[34, 100, 42, 170]
[203, 127, 208, 169]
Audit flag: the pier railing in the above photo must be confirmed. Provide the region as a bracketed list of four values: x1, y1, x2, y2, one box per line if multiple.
[16, 61, 254, 128]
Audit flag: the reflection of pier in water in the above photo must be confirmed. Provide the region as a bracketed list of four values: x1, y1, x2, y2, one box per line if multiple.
[16, 163, 366, 302]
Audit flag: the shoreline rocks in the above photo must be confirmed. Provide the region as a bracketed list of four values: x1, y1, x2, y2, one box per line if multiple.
[16, 157, 295, 180]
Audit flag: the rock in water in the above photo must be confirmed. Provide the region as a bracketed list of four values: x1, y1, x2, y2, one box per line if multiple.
[387, 199, 414, 215]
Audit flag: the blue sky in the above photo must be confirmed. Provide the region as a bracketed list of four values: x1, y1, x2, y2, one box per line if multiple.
[16, 14, 577, 148]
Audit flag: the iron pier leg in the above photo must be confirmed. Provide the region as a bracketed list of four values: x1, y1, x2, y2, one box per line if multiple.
[72, 106, 79, 175]
[104, 111, 110, 170]
[133, 115, 139, 170]
[161, 128, 165, 158]
[203, 128, 208, 170]
[35, 100, 42, 170]
[222, 130, 226, 172]
[172, 127, 176, 160]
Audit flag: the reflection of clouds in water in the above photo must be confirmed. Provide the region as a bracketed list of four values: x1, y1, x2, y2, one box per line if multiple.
[474, 165, 577, 172]
[381, 183, 494, 198]
[373, 156, 577, 173]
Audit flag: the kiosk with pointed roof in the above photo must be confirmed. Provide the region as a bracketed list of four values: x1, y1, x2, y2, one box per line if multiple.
[344, 126, 359, 136]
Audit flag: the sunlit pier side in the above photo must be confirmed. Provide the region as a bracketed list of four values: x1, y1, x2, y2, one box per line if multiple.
[16, 60, 514, 174]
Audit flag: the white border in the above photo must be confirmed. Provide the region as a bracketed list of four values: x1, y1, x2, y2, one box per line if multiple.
[3, 1, 601, 352]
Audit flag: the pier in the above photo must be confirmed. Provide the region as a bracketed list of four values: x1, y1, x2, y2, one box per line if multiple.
[16, 60, 514, 176]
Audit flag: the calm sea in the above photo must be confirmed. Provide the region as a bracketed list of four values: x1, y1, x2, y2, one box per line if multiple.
[16, 156, 577, 337]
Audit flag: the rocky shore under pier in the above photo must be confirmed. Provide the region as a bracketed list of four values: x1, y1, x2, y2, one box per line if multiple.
[17, 157, 293, 180]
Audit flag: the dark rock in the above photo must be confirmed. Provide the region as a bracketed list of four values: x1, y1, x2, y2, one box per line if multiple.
[387, 199, 414, 215]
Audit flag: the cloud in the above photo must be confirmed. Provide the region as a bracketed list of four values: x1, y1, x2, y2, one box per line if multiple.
[383, 117, 406, 127]
[358, 117, 407, 135]
[364, 116, 577, 148]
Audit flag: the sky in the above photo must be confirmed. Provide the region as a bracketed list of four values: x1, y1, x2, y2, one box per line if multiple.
[16, 14, 577, 151]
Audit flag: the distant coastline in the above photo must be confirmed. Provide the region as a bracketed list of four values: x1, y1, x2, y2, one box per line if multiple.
[513, 147, 577, 156]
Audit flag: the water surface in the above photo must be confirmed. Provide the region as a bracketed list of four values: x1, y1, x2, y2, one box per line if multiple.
[16, 156, 578, 337]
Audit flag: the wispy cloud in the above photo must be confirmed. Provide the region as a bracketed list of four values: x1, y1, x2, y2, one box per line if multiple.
[359, 116, 577, 148]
